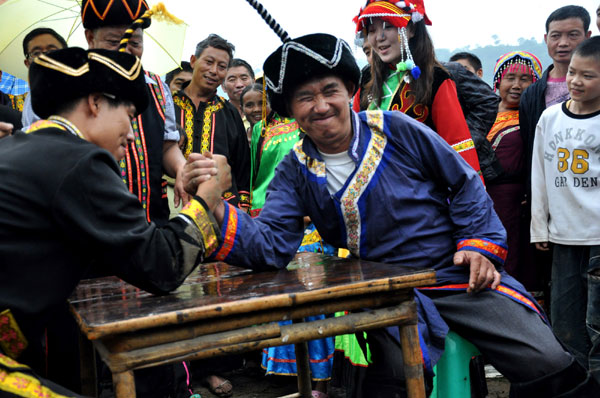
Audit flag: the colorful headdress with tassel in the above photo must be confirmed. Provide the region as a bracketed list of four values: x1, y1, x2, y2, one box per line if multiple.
[353, 0, 431, 82]
[353, 0, 431, 34]
[493, 51, 542, 92]
[244, 0, 360, 118]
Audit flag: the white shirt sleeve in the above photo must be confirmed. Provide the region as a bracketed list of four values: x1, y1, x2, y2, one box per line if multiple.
[144, 74, 179, 142]
[161, 81, 179, 142]
[530, 116, 549, 243]
[21, 94, 40, 129]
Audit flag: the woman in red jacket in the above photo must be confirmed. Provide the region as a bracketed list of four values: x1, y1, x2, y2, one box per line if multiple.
[354, 0, 481, 175]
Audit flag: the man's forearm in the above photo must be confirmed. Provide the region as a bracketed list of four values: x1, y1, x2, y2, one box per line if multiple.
[162, 141, 186, 177]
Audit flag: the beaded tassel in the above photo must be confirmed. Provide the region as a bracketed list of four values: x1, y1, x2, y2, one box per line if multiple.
[395, 27, 420, 82]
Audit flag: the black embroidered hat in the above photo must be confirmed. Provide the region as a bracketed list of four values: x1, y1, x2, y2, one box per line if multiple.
[81, 0, 151, 30]
[242, 0, 360, 117]
[29, 47, 149, 119]
[262, 33, 361, 117]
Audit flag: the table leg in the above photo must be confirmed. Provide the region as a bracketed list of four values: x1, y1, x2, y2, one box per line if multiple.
[294, 341, 312, 398]
[399, 323, 426, 398]
[78, 332, 97, 397]
[112, 370, 136, 398]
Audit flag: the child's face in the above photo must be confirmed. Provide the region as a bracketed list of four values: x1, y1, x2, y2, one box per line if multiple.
[567, 54, 600, 108]
[242, 90, 269, 126]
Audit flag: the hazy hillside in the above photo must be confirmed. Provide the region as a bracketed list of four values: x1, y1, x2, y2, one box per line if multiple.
[436, 37, 551, 87]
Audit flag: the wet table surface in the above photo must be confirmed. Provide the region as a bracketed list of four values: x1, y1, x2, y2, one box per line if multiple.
[69, 252, 436, 340]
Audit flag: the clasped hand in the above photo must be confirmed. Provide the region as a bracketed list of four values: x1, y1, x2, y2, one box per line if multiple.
[182, 152, 232, 209]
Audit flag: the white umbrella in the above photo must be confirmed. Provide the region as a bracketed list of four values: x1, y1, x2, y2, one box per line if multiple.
[0, 0, 187, 80]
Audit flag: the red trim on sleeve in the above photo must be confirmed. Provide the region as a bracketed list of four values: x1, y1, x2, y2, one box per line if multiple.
[214, 203, 238, 261]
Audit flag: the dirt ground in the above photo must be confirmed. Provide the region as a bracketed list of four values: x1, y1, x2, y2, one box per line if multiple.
[190, 367, 511, 398]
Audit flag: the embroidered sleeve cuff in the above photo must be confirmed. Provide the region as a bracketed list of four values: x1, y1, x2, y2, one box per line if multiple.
[238, 191, 251, 209]
[450, 138, 475, 154]
[0, 309, 28, 360]
[457, 238, 507, 265]
[211, 202, 240, 262]
[179, 197, 220, 256]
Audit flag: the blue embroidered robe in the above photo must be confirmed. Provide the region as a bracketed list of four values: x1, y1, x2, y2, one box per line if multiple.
[210, 110, 542, 369]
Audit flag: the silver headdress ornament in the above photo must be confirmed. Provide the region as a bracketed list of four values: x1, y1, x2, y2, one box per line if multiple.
[266, 40, 352, 94]
[244, 0, 353, 94]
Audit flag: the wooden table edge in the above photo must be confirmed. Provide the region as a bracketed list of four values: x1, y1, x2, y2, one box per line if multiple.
[71, 270, 435, 340]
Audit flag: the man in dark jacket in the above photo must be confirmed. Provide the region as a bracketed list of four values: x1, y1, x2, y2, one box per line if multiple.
[0, 47, 228, 397]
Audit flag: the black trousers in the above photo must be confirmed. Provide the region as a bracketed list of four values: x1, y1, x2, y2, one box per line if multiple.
[358, 289, 573, 397]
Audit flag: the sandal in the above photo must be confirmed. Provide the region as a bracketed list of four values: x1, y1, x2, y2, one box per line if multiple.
[203, 375, 233, 398]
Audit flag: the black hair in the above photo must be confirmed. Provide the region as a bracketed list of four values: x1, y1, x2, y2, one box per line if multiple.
[545, 5, 590, 33]
[240, 83, 265, 107]
[449, 52, 482, 72]
[230, 58, 255, 80]
[194, 34, 235, 66]
[22, 28, 68, 56]
[54, 93, 130, 117]
[573, 35, 600, 62]
[165, 61, 193, 85]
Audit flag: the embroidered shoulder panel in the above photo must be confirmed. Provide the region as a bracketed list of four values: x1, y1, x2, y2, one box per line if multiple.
[340, 118, 387, 256]
[293, 140, 326, 178]
[0, 310, 27, 360]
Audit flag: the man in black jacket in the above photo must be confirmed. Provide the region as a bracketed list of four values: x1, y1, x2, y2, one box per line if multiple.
[443, 61, 502, 183]
[0, 47, 228, 398]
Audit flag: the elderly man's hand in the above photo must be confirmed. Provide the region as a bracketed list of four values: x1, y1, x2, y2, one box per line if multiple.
[0, 122, 13, 138]
[195, 153, 232, 197]
[454, 250, 501, 293]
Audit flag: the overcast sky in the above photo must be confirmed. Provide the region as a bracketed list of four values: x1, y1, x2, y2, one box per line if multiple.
[165, 0, 598, 72]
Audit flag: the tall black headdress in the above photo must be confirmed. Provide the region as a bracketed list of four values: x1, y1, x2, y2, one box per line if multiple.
[244, 0, 361, 118]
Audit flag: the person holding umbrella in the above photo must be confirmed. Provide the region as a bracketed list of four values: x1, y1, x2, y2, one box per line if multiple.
[80, 0, 188, 227]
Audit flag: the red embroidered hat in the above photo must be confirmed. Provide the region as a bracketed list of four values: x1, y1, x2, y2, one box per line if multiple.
[81, 0, 151, 30]
[353, 0, 432, 34]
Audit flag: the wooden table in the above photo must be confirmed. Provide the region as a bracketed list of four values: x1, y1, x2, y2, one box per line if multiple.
[69, 253, 435, 398]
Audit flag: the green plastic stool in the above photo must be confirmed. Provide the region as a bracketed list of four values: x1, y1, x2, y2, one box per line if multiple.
[430, 331, 481, 398]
